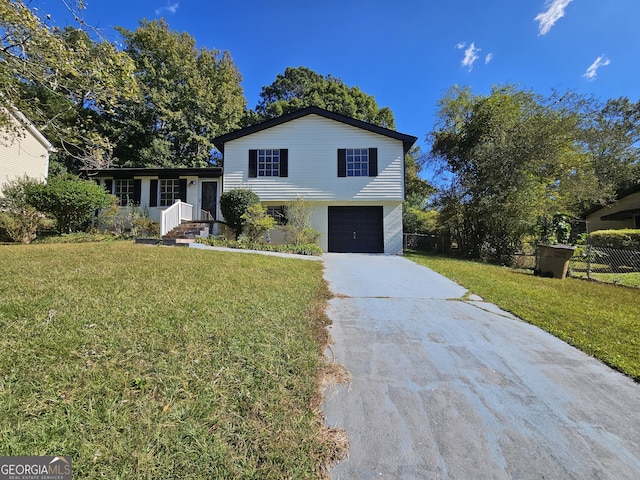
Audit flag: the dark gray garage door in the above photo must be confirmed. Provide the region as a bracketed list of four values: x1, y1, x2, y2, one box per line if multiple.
[328, 206, 384, 253]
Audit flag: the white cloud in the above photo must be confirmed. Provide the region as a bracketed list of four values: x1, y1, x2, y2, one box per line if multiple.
[583, 55, 610, 80]
[456, 42, 466, 50]
[485, 53, 494, 64]
[535, 0, 573, 35]
[155, 2, 179, 15]
[461, 42, 480, 71]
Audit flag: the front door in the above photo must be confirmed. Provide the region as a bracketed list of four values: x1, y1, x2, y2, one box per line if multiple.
[201, 181, 217, 219]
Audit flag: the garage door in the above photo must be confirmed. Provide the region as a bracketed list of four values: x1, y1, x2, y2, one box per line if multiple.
[328, 206, 384, 253]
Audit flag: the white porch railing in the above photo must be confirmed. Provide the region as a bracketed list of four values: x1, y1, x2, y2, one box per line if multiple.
[161, 200, 214, 236]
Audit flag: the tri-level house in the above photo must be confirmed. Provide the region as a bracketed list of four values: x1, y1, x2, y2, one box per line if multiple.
[86, 107, 417, 253]
[213, 106, 417, 254]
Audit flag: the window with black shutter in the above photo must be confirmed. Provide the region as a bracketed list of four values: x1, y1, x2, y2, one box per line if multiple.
[338, 148, 378, 177]
[248, 149, 288, 177]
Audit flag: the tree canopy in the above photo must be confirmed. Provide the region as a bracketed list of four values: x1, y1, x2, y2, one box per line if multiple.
[430, 85, 597, 260]
[248, 66, 395, 129]
[111, 19, 246, 168]
[0, 0, 138, 168]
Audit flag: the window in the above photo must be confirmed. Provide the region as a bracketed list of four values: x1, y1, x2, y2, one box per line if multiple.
[248, 149, 288, 178]
[266, 206, 287, 225]
[346, 149, 369, 177]
[258, 149, 279, 177]
[159, 179, 181, 207]
[338, 148, 378, 177]
[114, 179, 135, 206]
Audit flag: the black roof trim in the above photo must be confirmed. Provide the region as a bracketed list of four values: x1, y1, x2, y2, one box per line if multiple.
[213, 106, 417, 154]
[583, 183, 640, 218]
[81, 167, 222, 179]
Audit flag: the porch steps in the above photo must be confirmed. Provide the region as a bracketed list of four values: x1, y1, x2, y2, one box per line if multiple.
[161, 221, 210, 246]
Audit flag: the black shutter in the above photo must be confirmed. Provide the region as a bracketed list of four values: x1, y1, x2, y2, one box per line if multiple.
[368, 148, 378, 177]
[279, 149, 288, 177]
[104, 179, 113, 193]
[178, 179, 187, 201]
[133, 179, 142, 204]
[337, 149, 346, 177]
[249, 149, 257, 178]
[149, 179, 158, 207]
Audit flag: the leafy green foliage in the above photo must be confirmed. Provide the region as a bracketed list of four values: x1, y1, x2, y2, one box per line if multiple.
[0, 176, 45, 243]
[589, 229, 640, 249]
[112, 19, 246, 167]
[249, 66, 395, 128]
[240, 203, 276, 242]
[282, 197, 321, 245]
[430, 85, 594, 261]
[579, 97, 640, 202]
[219, 189, 260, 239]
[197, 237, 324, 256]
[26, 174, 115, 233]
[0, 1, 138, 168]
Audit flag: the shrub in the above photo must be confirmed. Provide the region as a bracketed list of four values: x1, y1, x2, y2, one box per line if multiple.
[98, 199, 157, 237]
[0, 176, 45, 243]
[281, 197, 321, 245]
[220, 189, 259, 239]
[26, 174, 115, 233]
[240, 203, 275, 242]
[590, 229, 640, 250]
[133, 217, 160, 237]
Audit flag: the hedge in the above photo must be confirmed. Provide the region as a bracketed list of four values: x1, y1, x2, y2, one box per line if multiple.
[589, 229, 640, 250]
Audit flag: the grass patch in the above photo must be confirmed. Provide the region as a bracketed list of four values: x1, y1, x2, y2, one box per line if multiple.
[570, 271, 640, 289]
[406, 252, 640, 380]
[0, 243, 342, 478]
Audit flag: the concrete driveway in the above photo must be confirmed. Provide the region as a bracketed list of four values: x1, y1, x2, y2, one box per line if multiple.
[321, 253, 640, 479]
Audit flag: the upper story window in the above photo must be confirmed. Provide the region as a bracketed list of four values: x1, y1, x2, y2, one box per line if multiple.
[346, 149, 369, 177]
[114, 179, 135, 206]
[249, 149, 288, 178]
[258, 149, 280, 177]
[338, 148, 378, 177]
[159, 179, 181, 207]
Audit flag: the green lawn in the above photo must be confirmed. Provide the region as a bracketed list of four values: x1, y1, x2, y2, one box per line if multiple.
[406, 252, 640, 380]
[0, 243, 342, 479]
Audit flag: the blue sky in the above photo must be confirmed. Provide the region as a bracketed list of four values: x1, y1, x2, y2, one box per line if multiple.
[38, 0, 640, 154]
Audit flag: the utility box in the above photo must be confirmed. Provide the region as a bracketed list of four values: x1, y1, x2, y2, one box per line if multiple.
[536, 244, 576, 279]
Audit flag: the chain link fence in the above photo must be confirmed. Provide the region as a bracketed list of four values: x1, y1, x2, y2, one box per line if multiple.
[403, 233, 451, 254]
[569, 245, 640, 287]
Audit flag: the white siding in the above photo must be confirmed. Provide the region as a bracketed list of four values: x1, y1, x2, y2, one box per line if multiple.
[587, 191, 640, 232]
[223, 114, 405, 202]
[0, 115, 52, 195]
[97, 176, 221, 224]
[265, 200, 403, 255]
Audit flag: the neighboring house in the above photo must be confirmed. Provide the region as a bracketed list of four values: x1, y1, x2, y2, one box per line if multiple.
[0, 107, 55, 195]
[585, 184, 640, 232]
[83, 167, 223, 234]
[213, 106, 417, 254]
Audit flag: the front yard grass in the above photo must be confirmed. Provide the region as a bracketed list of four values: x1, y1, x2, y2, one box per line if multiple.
[0, 243, 341, 479]
[406, 252, 640, 381]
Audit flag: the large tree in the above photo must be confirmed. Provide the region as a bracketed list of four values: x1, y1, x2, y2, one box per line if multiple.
[430, 85, 594, 261]
[249, 66, 395, 129]
[0, 0, 138, 169]
[112, 19, 246, 168]
[579, 96, 640, 204]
